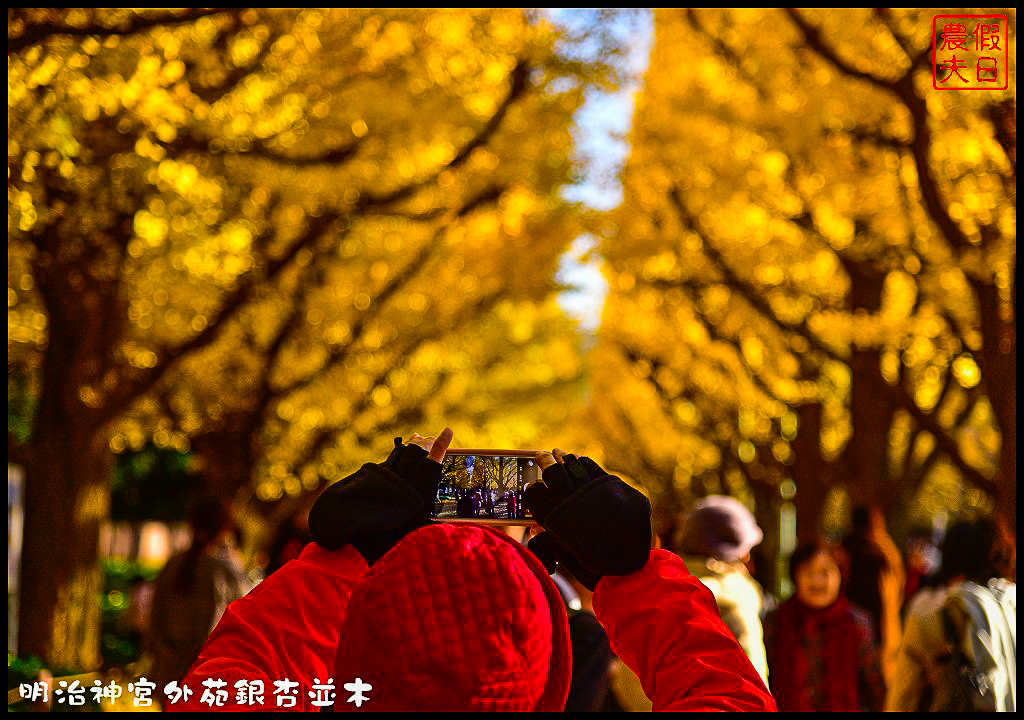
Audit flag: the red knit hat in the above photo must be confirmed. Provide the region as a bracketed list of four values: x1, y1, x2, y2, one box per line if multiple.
[332, 523, 571, 711]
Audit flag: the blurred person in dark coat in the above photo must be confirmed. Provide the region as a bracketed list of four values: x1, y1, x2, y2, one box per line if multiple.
[765, 542, 885, 712]
[148, 495, 254, 692]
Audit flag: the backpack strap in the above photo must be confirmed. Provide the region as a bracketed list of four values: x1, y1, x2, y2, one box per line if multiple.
[942, 582, 1017, 711]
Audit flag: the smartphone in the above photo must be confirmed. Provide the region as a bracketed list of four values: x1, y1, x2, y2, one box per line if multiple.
[432, 449, 540, 525]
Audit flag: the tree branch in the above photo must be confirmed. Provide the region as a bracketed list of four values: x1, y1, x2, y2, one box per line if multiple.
[187, 22, 282, 106]
[893, 379, 997, 495]
[787, 8, 969, 268]
[363, 184, 506, 222]
[274, 185, 505, 401]
[872, 8, 916, 61]
[643, 275, 793, 406]
[668, 186, 845, 364]
[99, 52, 528, 427]
[898, 86, 976, 256]
[844, 125, 911, 151]
[284, 287, 505, 486]
[8, 8, 235, 54]
[784, 9, 899, 92]
[101, 205, 336, 423]
[169, 128, 366, 168]
[249, 234, 341, 418]
[985, 98, 1016, 199]
[614, 340, 780, 494]
[684, 9, 769, 100]
[357, 58, 531, 209]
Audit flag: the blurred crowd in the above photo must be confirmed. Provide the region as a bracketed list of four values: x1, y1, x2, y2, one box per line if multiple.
[127, 487, 1015, 712]
[581, 499, 1015, 713]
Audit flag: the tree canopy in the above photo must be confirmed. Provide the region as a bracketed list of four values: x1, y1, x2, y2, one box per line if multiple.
[588, 8, 1015, 547]
[8, 8, 604, 667]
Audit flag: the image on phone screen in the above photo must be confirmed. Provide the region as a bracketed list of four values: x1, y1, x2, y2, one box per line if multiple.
[435, 452, 539, 523]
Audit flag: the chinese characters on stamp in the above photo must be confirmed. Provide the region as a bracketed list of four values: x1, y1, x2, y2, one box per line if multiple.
[933, 14, 1010, 90]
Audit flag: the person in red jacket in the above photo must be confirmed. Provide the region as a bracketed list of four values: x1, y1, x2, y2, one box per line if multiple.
[170, 430, 776, 712]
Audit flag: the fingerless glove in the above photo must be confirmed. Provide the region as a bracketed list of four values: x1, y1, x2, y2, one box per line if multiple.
[525, 454, 652, 591]
[309, 438, 442, 565]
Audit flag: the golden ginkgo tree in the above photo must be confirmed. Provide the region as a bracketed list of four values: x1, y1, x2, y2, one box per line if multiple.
[589, 8, 1014, 545]
[8, 8, 604, 668]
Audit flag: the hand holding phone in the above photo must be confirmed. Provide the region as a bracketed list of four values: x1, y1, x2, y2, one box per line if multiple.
[309, 428, 452, 564]
[406, 430, 453, 464]
[525, 450, 652, 590]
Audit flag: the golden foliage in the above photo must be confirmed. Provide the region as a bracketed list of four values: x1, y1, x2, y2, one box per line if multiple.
[588, 9, 1014, 531]
[8, 8, 595, 502]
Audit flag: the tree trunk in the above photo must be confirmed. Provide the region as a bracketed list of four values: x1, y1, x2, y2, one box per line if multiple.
[18, 429, 110, 669]
[791, 401, 830, 542]
[16, 308, 114, 672]
[16, 235, 126, 669]
[840, 260, 897, 512]
[844, 346, 897, 509]
[190, 422, 260, 503]
[971, 278, 1016, 532]
[750, 480, 781, 596]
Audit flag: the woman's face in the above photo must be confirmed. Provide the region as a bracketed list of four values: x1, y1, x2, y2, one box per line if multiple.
[794, 551, 841, 609]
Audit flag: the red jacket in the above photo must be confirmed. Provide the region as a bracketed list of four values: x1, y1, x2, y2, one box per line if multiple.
[171, 526, 775, 711]
[594, 549, 776, 711]
[170, 542, 368, 711]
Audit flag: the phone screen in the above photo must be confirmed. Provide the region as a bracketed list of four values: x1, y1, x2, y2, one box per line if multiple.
[434, 450, 540, 524]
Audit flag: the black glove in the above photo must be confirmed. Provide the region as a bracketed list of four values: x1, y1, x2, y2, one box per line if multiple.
[525, 454, 652, 591]
[308, 437, 442, 565]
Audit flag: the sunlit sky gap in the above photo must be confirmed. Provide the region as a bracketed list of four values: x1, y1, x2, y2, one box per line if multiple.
[550, 9, 654, 333]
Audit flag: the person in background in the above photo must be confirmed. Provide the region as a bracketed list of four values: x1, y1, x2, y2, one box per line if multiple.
[886, 518, 1016, 712]
[765, 542, 885, 712]
[902, 526, 940, 605]
[513, 525, 615, 712]
[148, 495, 254, 693]
[673, 495, 770, 686]
[836, 507, 905, 681]
[840, 507, 889, 640]
[559, 568, 615, 712]
[265, 496, 314, 577]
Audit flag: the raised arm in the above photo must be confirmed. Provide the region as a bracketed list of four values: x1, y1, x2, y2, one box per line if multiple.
[172, 430, 452, 712]
[524, 450, 776, 712]
[594, 550, 776, 711]
[171, 542, 368, 712]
